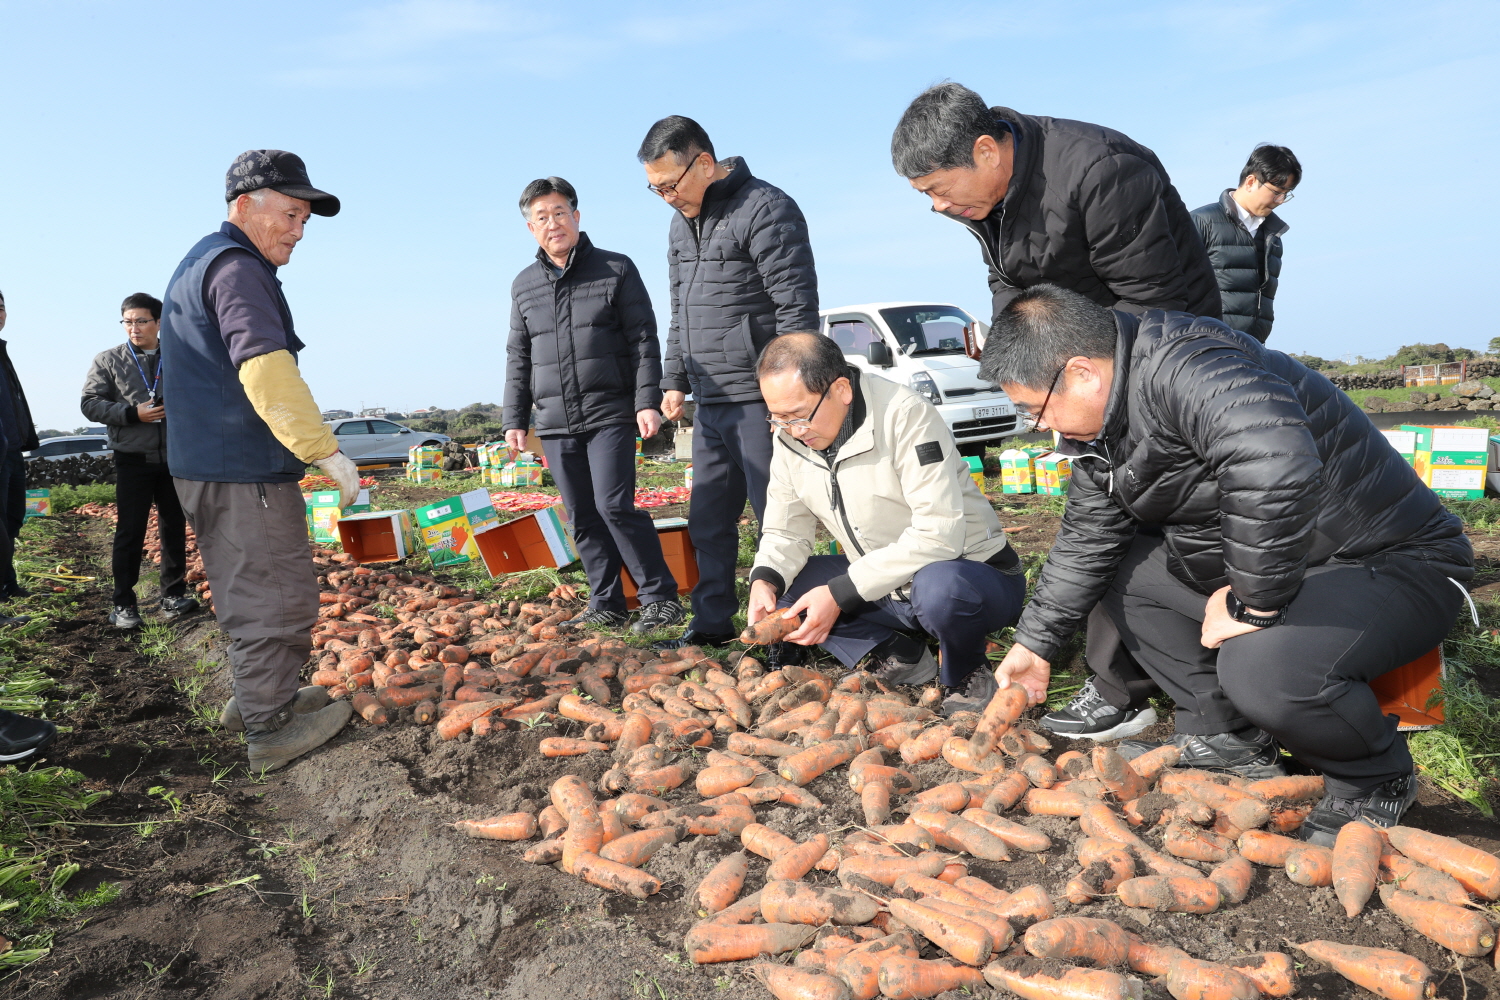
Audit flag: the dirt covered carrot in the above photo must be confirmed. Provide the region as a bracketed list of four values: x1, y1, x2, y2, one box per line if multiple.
[970, 684, 1029, 757]
[350, 691, 389, 725]
[768, 834, 830, 882]
[571, 851, 661, 898]
[454, 812, 537, 841]
[994, 884, 1055, 926]
[1378, 852, 1471, 906]
[877, 956, 986, 1000]
[1125, 743, 1181, 781]
[1164, 956, 1260, 1000]
[683, 921, 813, 964]
[1332, 820, 1383, 917]
[1285, 845, 1333, 887]
[740, 608, 803, 645]
[749, 963, 852, 1000]
[1226, 953, 1298, 997]
[1295, 940, 1434, 1000]
[1209, 854, 1253, 904]
[1385, 825, 1500, 900]
[761, 880, 879, 926]
[598, 827, 678, 867]
[1377, 883, 1496, 956]
[1091, 746, 1146, 802]
[960, 809, 1051, 853]
[539, 737, 609, 757]
[1237, 830, 1304, 867]
[695, 851, 748, 914]
[982, 956, 1143, 1000]
[1243, 774, 1324, 803]
[888, 897, 994, 966]
[1023, 917, 1131, 965]
[833, 932, 921, 1000]
[779, 740, 859, 786]
[1117, 875, 1221, 913]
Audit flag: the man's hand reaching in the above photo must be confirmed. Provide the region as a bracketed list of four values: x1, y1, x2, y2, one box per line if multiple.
[782, 584, 841, 646]
[314, 450, 361, 508]
[994, 642, 1052, 707]
[747, 579, 779, 627]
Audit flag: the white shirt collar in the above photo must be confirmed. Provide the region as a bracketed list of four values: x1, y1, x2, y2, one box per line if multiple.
[1232, 196, 1265, 236]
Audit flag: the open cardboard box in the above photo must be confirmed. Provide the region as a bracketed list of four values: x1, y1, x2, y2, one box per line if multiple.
[1372, 645, 1445, 731]
[473, 504, 579, 577]
[621, 517, 698, 609]
[336, 510, 420, 564]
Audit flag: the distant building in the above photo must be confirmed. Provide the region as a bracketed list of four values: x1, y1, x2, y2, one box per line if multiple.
[321, 409, 353, 420]
[358, 407, 387, 417]
[409, 408, 433, 416]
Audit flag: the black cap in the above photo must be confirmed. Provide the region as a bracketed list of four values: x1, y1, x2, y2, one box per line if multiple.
[225, 150, 340, 217]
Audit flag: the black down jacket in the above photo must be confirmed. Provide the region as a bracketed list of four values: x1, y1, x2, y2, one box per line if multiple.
[1013, 311, 1473, 661]
[1191, 190, 1288, 344]
[952, 108, 1221, 323]
[663, 157, 818, 405]
[504, 233, 662, 437]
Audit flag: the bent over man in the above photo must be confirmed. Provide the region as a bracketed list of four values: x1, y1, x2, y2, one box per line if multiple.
[160, 150, 355, 771]
[747, 334, 1025, 716]
[984, 285, 1473, 843]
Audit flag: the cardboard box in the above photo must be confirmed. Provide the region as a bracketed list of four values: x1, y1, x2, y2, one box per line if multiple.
[337, 509, 420, 563]
[473, 503, 579, 576]
[1401, 424, 1489, 467]
[1380, 429, 1417, 464]
[998, 449, 1035, 494]
[408, 443, 444, 468]
[414, 488, 500, 568]
[1034, 452, 1071, 495]
[963, 456, 985, 492]
[1427, 465, 1486, 499]
[620, 517, 698, 609]
[511, 456, 544, 487]
[23, 488, 49, 519]
[305, 489, 371, 543]
[684, 465, 694, 491]
[1370, 646, 1445, 730]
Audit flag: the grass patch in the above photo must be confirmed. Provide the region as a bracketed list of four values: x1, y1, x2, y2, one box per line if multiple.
[43, 483, 117, 514]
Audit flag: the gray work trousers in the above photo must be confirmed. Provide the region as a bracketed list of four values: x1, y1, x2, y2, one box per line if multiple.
[175, 479, 317, 724]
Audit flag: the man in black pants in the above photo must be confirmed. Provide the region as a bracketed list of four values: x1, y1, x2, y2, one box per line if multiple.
[504, 177, 683, 633]
[984, 284, 1473, 844]
[639, 116, 819, 649]
[0, 290, 38, 625]
[82, 293, 196, 629]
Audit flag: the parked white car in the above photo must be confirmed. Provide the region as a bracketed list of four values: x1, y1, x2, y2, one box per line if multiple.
[327, 418, 449, 464]
[820, 302, 1022, 454]
[25, 435, 112, 461]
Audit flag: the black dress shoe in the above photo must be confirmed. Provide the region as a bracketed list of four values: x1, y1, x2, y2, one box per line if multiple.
[0, 709, 58, 762]
[652, 628, 737, 651]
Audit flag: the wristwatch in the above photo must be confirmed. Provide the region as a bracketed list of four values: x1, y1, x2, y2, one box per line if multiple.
[1225, 590, 1284, 627]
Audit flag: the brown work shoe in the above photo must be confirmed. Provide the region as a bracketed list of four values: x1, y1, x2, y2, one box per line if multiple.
[220, 685, 332, 733]
[246, 700, 353, 773]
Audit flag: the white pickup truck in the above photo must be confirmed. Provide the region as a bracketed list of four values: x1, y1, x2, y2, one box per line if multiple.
[819, 302, 1023, 455]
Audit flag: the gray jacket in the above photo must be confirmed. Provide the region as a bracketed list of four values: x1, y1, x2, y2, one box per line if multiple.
[663, 157, 819, 404]
[81, 343, 167, 463]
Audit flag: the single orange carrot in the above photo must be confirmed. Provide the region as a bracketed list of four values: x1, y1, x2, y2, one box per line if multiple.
[683, 921, 813, 964]
[739, 608, 803, 645]
[598, 827, 678, 867]
[760, 880, 880, 926]
[1117, 875, 1221, 913]
[1078, 802, 1148, 851]
[1377, 883, 1496, 956]
[1159, 772, 1271, 831]
[836, 852, 947, 888]
[943, 736, 1008, 775]
[571, 851, 661, 898]
[909, 896, 1014, 951]
[1092, 746, 1147, 802]
[779, 740, 859, 786]
[1024, 788, 1089, 817]
[834, 932, 921, 1000]
[695, 851, 748, 914]
[1378, 852, 1471, 906]
[1226, 953, 1298, 997]
[768, 834, 830, 882]
[1015, 753, 1057, 788]
[1243, 774, 1325, 803]
[1022, 916, 1131, 965]
[969, 684, 1029, 757]
[888, 897, 995, 966]
[1163, 820, 1231, 863]
[350, 690, 390, 725]
[959, 809, 1051, 853]
[742, 822, 797, 860]
[994, 883, 1056, 926]
[1385, 825, 1500, 900]
[892, 874, 990, 910]
[954, 875, 1011, 909]
[1209, 853, 1253, 904]
[748, 962, 852, 1000]
[1237, 829, 1304, 867]
[1285, 845, 1333, 887]
[983, 772, 1032, 813]
[1126, 744, 1181, 782]
[878, 956, 985, 1000]
[1332, 820, 1383, 917]
[538, 737, 609, 757]
[1267, 802, 1313, 834]
[1294, 940, 1434, 1000]
[695, 764, 756, 798]
[908, 808, 1012, 862]
[707, 888, 765, 926]
[982, 956, 1143, 1000]
[1126, 936, 1190, 976]
[899, 724, 956, 766]
[435, 697, 504, 738]
[1163, 956, 1261, 1000]
[454, 812, 536, 841]
[913, 782, 971, 812]
[1065, 848, 1135, 904]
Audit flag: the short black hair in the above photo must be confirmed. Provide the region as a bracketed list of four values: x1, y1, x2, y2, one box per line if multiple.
[757, 332, 850, 395]
[121, 292, 162, 321]
[891, 82, 1002, 179]
[637, 116, 715, 166]
[978, 284, 1118, 390]
[1240, 144, 1302, 189]
[519, 177, 578, 216]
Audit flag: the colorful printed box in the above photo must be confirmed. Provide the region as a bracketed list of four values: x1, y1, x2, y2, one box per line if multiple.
[473, 503, 580, 576]
[23, 488, 50, 519]
[963, 455, 985, 492]
[407, 467, 443, 484]
[1426, 465, 1486, 500]
[413, 488, 501, 568]
[408, 444, 443, 469]
[1034, 453, 1072, 496]
[998, 449, 1035, 494]
[1379, 429, 1417, 464]
[306, 489, 371, 543]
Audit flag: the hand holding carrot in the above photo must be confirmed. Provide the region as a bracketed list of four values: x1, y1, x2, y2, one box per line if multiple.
[747, 579, 779, 627]
[993, 642, 1051, 706]
[782, 585, 841, 646]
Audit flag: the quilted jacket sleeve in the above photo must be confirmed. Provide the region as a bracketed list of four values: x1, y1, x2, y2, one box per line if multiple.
[616, 258, 663, 413]
[502, 287, 534, 433]
[660, 222, 690, 395]
[747, 190, 819, 335]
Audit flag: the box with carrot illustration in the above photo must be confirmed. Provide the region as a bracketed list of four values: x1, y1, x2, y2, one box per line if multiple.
[24, 488, 50, 519]
[413, 488, 500, 568]
[305, 489, 371, 544]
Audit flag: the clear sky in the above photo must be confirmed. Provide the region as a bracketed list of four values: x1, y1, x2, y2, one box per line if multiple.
[1, 1, 1495, 432]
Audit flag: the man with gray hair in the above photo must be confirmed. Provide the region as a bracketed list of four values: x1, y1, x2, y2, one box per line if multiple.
[639, 116, 819, 650]
[747, 333, 1024, 715]
[159, 150, 355, 772]
[982, 284, 1472, 842]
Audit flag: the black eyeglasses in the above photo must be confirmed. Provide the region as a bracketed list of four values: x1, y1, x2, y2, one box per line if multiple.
[120, 318, 157, 327]
[647, 156, 699, 198]
[1017, 364, 1067, 429]
[766, 385, 832, 432]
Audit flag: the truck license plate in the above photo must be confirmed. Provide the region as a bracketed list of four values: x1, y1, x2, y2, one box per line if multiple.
[974, 405, 1011, 419]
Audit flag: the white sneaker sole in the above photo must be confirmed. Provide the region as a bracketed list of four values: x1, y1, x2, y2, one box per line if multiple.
[1048, 706, 1159, 742]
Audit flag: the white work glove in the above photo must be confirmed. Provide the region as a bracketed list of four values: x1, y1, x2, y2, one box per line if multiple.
[314, 451, 361, 508]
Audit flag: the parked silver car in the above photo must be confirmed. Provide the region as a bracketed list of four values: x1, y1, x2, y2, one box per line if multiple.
[25, 435, 113, 461]
[327, 418, 449, 464]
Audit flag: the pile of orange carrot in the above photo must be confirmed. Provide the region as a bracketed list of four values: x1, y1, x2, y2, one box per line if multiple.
[444, 651, 1500, 1000]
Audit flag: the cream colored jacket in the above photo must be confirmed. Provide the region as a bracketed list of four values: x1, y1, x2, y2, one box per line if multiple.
[752, 372, 1010, 604]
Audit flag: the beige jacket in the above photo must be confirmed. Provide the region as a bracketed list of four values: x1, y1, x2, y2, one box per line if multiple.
[751, 372, 1010, 606]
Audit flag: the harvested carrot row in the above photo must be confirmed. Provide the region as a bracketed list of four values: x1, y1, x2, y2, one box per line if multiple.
[1295, 940, 1434, 1000]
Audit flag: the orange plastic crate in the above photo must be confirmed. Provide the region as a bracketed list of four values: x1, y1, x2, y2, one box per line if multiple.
[1371, 646, 1445, 731]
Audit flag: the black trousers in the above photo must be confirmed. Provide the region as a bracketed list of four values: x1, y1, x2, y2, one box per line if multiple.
[0, 449, 24, 590]
[1101, 533, 1464, 798]
[541, 424, 676, 614]
[687, 400, 774, 634]
[112, 454, 188, 607]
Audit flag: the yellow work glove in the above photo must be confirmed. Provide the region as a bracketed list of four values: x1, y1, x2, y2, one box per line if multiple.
[238, 349, 339, 466]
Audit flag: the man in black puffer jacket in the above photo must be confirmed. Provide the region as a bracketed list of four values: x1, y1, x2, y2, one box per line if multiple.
[981, 284, 1473, 844]
[1192, 145, 1300, 343]
[639, 116, 819, 649]
[505, 177, 683, 634]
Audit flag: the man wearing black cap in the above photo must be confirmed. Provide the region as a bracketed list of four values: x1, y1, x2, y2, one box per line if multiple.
[159, 150, 354, 772]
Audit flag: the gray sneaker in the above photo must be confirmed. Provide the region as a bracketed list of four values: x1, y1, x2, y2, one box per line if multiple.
[631, 599, 687, 634]
[1039, 678, 1158, 741]
[220, 685, 333, 733]
[942, 667, 998, 717]
[246, 700, 354, 773]
[868, 634, 939, 686]
[1119, 728, 1286, 781]
[109, 605, 144, 630]
[159, 595, 200, 619]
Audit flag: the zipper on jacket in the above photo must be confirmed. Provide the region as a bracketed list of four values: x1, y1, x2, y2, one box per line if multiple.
[257, 483, 268, 508]
[827, 466, 866, 559]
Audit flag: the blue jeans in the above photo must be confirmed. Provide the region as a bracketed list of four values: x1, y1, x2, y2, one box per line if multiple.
[777, 554, 1025, 686]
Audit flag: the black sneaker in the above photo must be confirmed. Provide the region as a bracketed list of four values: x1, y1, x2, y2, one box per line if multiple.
[1299, 773, 1419, 847]
[565, 607, 629, 629]
[159, 595, 199, 619]
[766, 641, 808, 669]
[942, 667, 997, 717]
[868, 634, 938, 686]
[0, 709, 58, 762]
[109, 605, 144, 630]
[1118, 728, 1286, 780]
[652, 628, 737, 651]
[1039, 678, 1158, 741]
[631, 599, 686, 634]
[2, 584, 31, 601]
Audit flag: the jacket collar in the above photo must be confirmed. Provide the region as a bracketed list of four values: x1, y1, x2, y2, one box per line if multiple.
[1218, 189, 1290, 239]
[219, 222, 279, 272]
[774, 370, 872, 466]
[536, 231, 594, 280]
[698, 156, 753, 213]
[1052, 311, 1136, 460]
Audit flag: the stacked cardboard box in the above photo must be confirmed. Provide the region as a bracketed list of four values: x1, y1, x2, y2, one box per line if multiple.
[998, 446, 1052, 494]
[1035, 453, 1072, 496]
[1395, 424, 1488, 499]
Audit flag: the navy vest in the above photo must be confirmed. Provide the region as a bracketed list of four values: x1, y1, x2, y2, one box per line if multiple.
[159, 226, 306, 483]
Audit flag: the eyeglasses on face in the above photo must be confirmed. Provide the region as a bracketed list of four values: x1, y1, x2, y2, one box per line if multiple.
[766, 385, 833, 432]
[647, 155, 700, 198]
[1015, 364, 1068, 429]
[120, 318, 157, 327]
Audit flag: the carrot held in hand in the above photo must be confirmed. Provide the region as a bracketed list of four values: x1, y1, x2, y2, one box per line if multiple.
[1377, 883, 1496, 956]
[1332, 820, 1383, 917]
[1385, 825, 1500, 900]
[969, 684, 1028, 758]
[1294, 940, 1434, 1000]
[454, 812, 537, 841]
[740, 607, 803, 645]
[982, 956, 1144, 1000]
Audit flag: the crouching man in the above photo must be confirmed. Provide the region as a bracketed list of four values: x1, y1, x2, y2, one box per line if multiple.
[745, 334, 1025, 716]
[985, 284, 1473, 843]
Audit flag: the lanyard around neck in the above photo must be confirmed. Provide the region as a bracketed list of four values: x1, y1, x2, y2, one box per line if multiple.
[126, 343, 161, 397]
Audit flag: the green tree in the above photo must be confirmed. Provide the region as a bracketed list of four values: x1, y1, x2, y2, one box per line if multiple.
[1390, 343, 1455, 366]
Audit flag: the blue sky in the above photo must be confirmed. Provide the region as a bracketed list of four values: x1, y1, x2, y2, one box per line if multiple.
[1, 1, 1495, 432]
